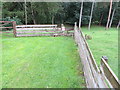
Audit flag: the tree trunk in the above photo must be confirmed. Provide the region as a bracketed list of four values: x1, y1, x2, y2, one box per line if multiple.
[52, 16, 54, 25]
[109, 8, 116, 28]
[79, 0, 83, 28]
[24, 0, 27, 25]
[106, 0, 113, 30]
[88, 2, 94, 30]
[31, 3, 36, 24]
[117, 20, 120, 29]
[99, 13, 103, 26]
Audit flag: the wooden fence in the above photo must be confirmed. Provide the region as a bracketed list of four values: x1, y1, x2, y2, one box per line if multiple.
[100, 58, 120, 88]
[0, 21, 16, 30]
[15, 24, 73, 37]
[74, 22, 120, 88]
[0, 21, 16, 35]
[0, 21, 74, 37]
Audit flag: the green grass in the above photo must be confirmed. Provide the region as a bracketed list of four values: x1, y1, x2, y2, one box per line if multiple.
[0, 32, 2, 89]
[82, 26, 118, 77]
[1, 32, 85, 88]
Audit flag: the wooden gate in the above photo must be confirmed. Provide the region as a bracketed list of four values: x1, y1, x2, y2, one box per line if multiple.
[0, 21, 16, 30]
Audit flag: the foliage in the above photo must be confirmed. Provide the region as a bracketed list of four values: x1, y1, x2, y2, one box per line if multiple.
[1, 2, 120, 26]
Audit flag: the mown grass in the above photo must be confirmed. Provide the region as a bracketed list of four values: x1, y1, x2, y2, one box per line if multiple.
[0, 32, 2, 89]
[82, 26, 118, 77]
[1, 32, 85, 88]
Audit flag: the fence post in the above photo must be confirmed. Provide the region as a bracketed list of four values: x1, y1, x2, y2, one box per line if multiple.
[102, 56, 108, 63]
[13, 21, 16, 37]
[74, 22, 77, 30]
[61, 24, 65, 34]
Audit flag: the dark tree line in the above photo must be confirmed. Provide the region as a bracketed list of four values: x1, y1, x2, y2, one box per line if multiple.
[1, 2, 120, 27]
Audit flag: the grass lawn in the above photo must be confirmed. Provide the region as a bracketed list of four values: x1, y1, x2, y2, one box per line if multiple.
[82, 26, 118, 77]
[0, 32, 2, 89]
[1, 32, 85, 88]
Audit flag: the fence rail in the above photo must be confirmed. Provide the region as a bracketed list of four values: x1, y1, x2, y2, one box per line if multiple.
[16, 24, 57, 28]
[15, 24, 74, 37]
[100, 58, 120, 88]
[16, 30, 62, 34]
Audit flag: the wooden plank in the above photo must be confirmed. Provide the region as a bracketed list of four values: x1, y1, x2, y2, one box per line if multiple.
[74, 23, 108, 88]
[78, 28, 108, 88]
[65, 28, 74, 31]
[74, 26, 97, 88]
[16, 33, 73, 37]
[16, 24, 57, 28]
[16, 28, 56, 31]
[0, 21, 14, 23]
[16, 30, 62, 34]
[80, 29, 100, 72]
[16, 34, 58, 37]
[0, 22, 11, 26]
[0, 27, 13, 28]
[100, 58, 120, 88]
[1, 31, 13, 33]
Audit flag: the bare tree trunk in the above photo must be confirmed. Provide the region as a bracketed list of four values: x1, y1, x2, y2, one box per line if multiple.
[24, 0, 27, 25]
[31, 9, 36, 24]
[79, 0, 83, 29]
[99, 13, 103, 26]
[52, 16, 54, 25]
[117, 20, 120, 29]
[109, 8, 116, 28]
[88, 2, 94, 30]
[106, 0, 113, 30]
[31, 3, 36, 24]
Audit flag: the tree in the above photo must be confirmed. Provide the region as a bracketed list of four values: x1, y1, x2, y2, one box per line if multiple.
[2, 2, 120, 26]
[88, 2, 94, 30]
[108, 7, 116, 28]
[0, 1, 2, 19]
[117, 20, 120, 29]
[109, 2, 119, 28]
[30, 2, 36, 24]
[24, 0, 27, 25]
[79, 0, 83, 28]
[106, 0, 113, 30]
